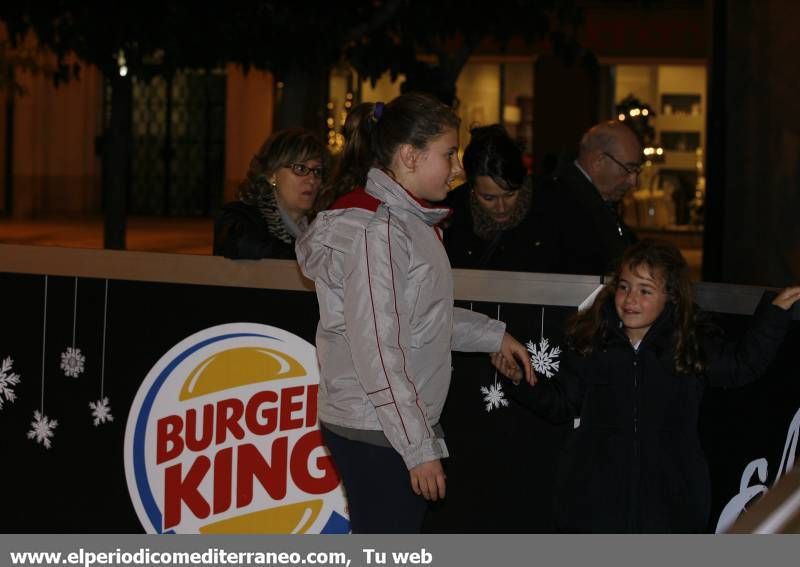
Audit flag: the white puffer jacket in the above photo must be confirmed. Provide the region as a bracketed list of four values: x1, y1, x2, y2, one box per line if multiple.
[297, 168, 505, 470]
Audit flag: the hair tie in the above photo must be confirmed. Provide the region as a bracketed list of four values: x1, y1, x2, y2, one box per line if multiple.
[371, 102, 384, 123]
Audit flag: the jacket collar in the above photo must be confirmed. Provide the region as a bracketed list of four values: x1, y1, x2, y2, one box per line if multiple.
[365, 168, 452, 226]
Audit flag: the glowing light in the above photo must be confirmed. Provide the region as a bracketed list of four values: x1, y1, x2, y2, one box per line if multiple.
[656, 147, 664, 156]
[642, 109, 649, 116]
[618, 113, 626, 121]
[116, 50, 128, 77]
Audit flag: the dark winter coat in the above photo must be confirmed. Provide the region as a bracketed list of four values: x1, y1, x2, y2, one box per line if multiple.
[510, 295, 792, 533]
[443, 184, 555, 272]
[538, 163, 637, 276]
[213, 201, 297, 260]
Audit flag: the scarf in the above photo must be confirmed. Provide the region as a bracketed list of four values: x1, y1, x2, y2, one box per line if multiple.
[469, 181, 532, 241]
[251, 180, 297, 246]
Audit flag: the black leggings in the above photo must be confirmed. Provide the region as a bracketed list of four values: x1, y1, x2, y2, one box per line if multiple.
[321, 425, 428, 533]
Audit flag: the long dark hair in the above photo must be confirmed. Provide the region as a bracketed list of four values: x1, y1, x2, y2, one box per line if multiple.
[462, 124, 525, 191]
[313, 102, 376, 215]
[567, 239, 704, 375]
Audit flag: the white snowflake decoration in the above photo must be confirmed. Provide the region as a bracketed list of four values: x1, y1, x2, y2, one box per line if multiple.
[480, 382, 509, 412]
[527, 337, 561, 379]
[89, 397, 114, 426]
[60, 346, 86, 378]
[27, 410, 58, 449]
[0, 356, 21, 411]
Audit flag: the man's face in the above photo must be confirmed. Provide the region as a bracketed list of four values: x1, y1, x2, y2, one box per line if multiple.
[592, 136, 643, 202]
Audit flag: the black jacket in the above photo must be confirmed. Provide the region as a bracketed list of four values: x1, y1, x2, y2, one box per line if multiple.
[510, 295, 792, 533]
[538, 163, 637, 276]
[213, 201, 297, 260]
[443, 184, 555, 272]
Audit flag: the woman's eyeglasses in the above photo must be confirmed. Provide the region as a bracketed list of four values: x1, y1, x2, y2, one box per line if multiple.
[287, 163, 324, 178]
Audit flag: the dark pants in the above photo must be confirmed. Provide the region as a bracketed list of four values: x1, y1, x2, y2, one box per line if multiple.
[321, 425, 428, 533]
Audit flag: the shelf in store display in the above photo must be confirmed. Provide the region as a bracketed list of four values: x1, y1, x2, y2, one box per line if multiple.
[656, 114, 704, 129]
[660, 151, 702, 169]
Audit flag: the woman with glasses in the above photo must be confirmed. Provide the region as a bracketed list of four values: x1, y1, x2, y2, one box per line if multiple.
[214, 128, 326, 259]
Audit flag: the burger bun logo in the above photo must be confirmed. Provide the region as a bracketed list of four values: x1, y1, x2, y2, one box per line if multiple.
[124, 323, 349, 533]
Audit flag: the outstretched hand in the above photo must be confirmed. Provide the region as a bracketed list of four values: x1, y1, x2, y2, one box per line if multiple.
[490, 333, 536, 386]
[772, 286, 800, 311]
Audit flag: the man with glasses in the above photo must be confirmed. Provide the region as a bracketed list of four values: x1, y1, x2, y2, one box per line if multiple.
[540, 121, 642, 275]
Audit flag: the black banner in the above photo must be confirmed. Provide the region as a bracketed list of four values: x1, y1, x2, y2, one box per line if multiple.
[0, 271, 798, 533]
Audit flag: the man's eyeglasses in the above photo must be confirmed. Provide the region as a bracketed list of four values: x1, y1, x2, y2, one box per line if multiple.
[603, 152, 643, 176]
[286, 163, 324, 178]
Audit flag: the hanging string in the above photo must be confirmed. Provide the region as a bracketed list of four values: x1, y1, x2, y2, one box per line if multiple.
[494, 304, 501, 387]
[541, 306, 545, 339]
[72, 277, 78, 347]
[101, 280, 108, 397]
[40, 276, 48, 411]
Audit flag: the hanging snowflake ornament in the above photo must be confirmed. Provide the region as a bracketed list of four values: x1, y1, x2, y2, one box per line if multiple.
[527, 337, 561, 379]
[89, 397, 114, 426]
[480, 382, 509, 413]
[0, 356, 21, 410]
[27, 410, 58, 449]
[60, 346, 86, 378]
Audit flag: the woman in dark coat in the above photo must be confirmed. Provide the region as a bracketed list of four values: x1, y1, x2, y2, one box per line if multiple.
[213, 129, 325, 259]
[443, 124, 553, 272]
[492, 239, 800, 532]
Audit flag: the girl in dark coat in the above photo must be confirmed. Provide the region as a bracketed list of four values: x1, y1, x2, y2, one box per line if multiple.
[492, 239, 800, 532]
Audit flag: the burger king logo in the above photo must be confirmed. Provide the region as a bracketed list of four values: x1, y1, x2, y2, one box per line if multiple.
[124, 323, 349, 533]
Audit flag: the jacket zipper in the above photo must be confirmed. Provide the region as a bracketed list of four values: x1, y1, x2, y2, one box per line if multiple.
[631, 348, 640, 530]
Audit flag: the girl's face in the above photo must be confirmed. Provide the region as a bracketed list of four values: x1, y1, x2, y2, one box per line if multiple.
[614, 263, 670, 344]
[271, 157, 324, 218]
[405, 128, 462, 202]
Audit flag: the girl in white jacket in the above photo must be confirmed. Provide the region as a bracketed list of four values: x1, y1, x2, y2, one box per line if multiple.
[297, 93, 531, 533]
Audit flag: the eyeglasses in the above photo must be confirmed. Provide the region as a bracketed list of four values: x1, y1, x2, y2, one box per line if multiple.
[603, 152, 643, 176]
[286, 163, 324, 178]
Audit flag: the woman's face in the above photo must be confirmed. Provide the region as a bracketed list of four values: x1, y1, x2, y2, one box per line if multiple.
[271, 157, 324, 218]
[472, 176, 520, 225]
[614, 263, 670, 344]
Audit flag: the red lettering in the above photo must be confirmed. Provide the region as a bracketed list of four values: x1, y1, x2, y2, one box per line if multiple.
[236, 439, 288, 507]
[290, 430, 339, 494]
[245, 390, 279, 435]
[215, 398, 245, 444]
[185, 404, 213, 452]
[163, 456, 211, 529]
[279, 386, 305, 431]
[305, 384, 318, 428]
[156, 415, 184, 464]
[213, 447, 233, 515]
